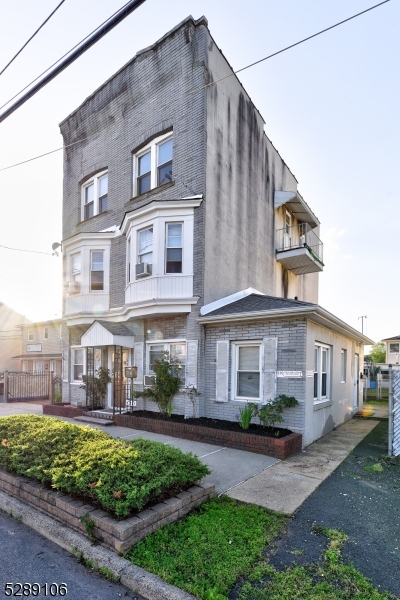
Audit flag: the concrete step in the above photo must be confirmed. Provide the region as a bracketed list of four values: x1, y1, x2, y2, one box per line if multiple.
[73, 415, 115, 426]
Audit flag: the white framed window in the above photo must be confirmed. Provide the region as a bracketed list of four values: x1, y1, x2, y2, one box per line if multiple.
[314, 343, 331, 402]
[126, 237, 131, 284]
[133, 133, 173, 196]
[90, 251, 104, 291]
[72, 347, 85, 382]
[341, 349, 347, 383]
[43, 327, 49, 340]
[232, 341, 262, 401]
[146, 340, 186, 381]
[60, 324, 62, 338]
[166, 223, 183, 273]
[81, 170, 108, 221]
[138, 227, 153, 267]
[28, 329, 34, 342]
[389, 343, 399, 354]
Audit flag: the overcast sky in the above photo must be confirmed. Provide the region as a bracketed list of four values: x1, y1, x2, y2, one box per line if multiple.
[0, 0, 398, 344]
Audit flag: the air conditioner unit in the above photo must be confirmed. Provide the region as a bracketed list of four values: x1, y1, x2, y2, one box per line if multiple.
[136, 262, 151, 278]
[68, 281, 81, 294]
[144, 375, 155, 386]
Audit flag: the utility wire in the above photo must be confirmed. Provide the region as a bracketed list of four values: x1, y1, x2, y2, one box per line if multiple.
[0, 0, 391, 173]
[0, 0, 134, 111]
[0, 0, 66, 77]
[0, 243, 53, 255]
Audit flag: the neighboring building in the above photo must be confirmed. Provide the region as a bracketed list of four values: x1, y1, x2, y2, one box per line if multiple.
[382, 336, 400, 365]
[0, 302, 31, 372]
[12, 319, 62, 375]
[59, 16, 372, 447]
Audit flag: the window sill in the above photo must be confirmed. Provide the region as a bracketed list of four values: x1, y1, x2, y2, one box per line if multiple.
[125, 181, 175, 206]
[313, 399, 332, 411]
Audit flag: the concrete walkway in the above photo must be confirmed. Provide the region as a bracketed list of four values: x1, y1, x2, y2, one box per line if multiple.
[0, 402, 379, 513]
[227, 418, 379, 514]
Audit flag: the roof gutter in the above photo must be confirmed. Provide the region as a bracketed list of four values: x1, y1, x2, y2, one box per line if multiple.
[197, 305, 374, 345]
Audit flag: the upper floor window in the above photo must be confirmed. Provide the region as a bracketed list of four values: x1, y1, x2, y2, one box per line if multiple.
[43, 327, 49, 340]
[81, 171, 108, 221]
[28, 329, 33, 342]
[166, 223, 182, 273]
[389, 343, 399, 354]
[134, 133, 173, 196]
[90, 251, 104, 291]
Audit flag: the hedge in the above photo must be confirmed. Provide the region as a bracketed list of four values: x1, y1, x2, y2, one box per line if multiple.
[0, 415, 210, 518]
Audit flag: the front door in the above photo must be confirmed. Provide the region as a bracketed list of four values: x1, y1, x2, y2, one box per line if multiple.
[353, 354, 359, 408]
[107, 348, 130, 409]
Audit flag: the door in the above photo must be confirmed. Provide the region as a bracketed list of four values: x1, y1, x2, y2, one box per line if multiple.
[353, 354, 359, 408]
[284, 211, 292, 249]
[108, 347, 130, 409]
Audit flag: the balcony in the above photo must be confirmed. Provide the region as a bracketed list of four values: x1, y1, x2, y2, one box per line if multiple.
[276, 223, 324, 275]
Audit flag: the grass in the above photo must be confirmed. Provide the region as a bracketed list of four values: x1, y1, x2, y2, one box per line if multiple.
[238, 526, 396, 600]
[128, 496, 287, 600]
[0, 414, 209, 518]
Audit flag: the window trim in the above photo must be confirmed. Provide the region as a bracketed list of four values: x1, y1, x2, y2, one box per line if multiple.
[165, 222, 183, 274]
[90, 250, 105, 292]
[71, 346, 86, 384]
[137, 226, 154, 271]
[231, 340, 263, 402]
[28, 329, 34, 342]
[43, 327, 49, 341]
[314, 342, 331, 403]
[81, 169, 108, 222]
[133, 132, 173, 197]
[389, 343, 399, 354]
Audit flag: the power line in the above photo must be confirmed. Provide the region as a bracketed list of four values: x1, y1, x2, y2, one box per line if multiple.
[0, 0, 141, 114]
[0, 243, 53, 255]
[0, 0, 391, 172]
[0, 0, 66, 77]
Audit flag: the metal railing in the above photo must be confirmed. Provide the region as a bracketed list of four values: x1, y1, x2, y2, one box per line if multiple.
[276, 222, 324, 265]
[3, 371, 52, 402]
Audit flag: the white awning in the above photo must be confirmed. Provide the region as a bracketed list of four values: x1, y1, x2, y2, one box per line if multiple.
[274, 191, 319, 228]
[80, 321, 134, 348]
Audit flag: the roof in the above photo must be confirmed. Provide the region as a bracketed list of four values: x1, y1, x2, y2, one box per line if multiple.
[95, 321, 133, 336]
[12, 353, 62, 359]
[382, 335, 400, 341]
[205, 294, 315, 317]
[19, 318, 62, 328]
[198, 293, 373, 345]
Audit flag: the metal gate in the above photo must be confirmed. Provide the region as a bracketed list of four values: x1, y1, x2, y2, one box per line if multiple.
[113, 346, 130, 414]
[3, 371, 51, 402]
[390, 368, 400, 456]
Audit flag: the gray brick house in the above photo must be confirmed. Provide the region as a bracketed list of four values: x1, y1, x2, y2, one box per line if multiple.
[60, 15, 372, 446]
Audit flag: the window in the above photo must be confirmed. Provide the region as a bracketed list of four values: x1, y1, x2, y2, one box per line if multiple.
[28, 329, 33, 342]
[134, 134, 173, 196]
[81, 171, 108, 221]
[44, 327, 49, 340]
[166, 223, 182, 273]
[71, 253, 81, 283]
[90, 251, 104, 291]
[72, 348, 85, 381]
[389, 343, 399, 353]
[234, 343, 261, 400]
[341, 349, 347, 382]
[147, 341, 186, 380]
[138, 227, 153, 270]
[314, 343, 331, 402]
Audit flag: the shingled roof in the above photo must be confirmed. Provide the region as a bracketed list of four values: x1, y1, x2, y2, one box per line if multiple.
[204, 294, 315, 317]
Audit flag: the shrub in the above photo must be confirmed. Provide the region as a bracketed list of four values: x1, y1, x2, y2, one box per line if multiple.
[0, 415, 209, 518]
[133, 351, 181, 415]
[254, 395, 298, 429]
[237, 403, 256, 429]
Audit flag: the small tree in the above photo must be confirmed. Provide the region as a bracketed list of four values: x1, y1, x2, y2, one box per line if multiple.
[133, 352, 181, 416]
[369, 342, 386, 364]
[253, 395, 298, 429]
[80, 367, 112, 409]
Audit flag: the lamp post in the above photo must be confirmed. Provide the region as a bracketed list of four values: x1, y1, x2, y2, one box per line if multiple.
[358, 315, 367, 334]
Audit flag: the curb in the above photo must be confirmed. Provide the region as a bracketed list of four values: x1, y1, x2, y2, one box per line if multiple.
[0, 491, 196, 600]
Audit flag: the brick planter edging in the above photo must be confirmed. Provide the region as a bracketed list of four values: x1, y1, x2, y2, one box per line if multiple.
[0, 469, 215, 552]
[113, 414, 302, 460]
[43, 405, 302, 459]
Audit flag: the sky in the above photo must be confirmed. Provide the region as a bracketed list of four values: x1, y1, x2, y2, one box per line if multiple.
[0, 0, 398, 345]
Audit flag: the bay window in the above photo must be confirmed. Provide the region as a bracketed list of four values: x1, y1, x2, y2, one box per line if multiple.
[138, 227, 153, 267]
[166, 223, 182, 273]
[90, 251, 104, 291]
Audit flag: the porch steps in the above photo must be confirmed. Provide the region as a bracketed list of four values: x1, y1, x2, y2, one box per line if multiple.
[73, 415, 115, 427]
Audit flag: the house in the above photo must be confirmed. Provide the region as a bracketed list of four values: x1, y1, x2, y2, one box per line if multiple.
[382, 336, 400, 365]
[59, 16, 372, 447]
[12, 319, 62, 375]
[0, 302, 31, 373]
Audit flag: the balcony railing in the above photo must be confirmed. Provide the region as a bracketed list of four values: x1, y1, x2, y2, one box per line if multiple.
[276, 223, 324, 274]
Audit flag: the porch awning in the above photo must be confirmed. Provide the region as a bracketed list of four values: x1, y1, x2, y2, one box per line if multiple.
[274, 191, 319, 228]
[80, 320, 134, 348]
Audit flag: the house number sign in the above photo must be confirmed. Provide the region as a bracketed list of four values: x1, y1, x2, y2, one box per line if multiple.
[277, 371, 303, 378]
[27, 344, 42, 352]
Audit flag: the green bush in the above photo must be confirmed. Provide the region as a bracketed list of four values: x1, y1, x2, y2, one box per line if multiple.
[0, 415, 209, 518]
[133, 351, 181, 415]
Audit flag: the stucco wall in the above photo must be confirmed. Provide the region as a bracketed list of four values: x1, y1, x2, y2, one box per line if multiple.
[304, 320, 364, 447]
